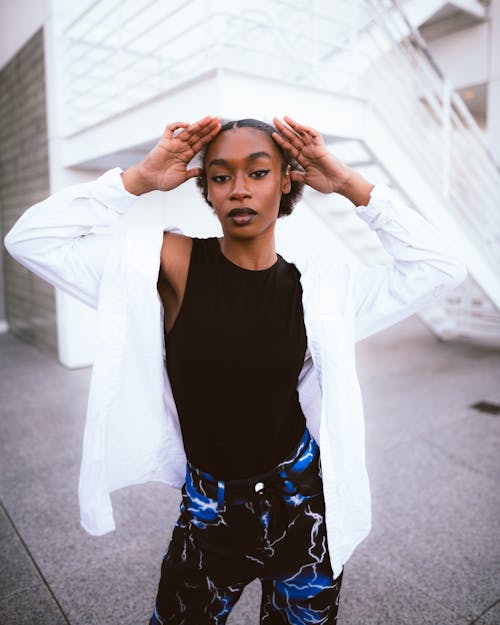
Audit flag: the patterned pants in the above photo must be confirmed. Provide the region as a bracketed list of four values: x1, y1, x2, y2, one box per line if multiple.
[149, 427, 342, 624]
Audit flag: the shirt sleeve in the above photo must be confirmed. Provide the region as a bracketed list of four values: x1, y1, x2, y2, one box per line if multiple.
[352, 183, 468, 343]
[3, 167, 137, 309]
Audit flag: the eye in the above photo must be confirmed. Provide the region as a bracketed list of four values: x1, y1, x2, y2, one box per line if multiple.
[211, 175, 230, 183]
[251, 169, 270, 178]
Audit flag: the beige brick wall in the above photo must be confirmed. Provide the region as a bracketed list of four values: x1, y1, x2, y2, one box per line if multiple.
[0, 28, 57, 354]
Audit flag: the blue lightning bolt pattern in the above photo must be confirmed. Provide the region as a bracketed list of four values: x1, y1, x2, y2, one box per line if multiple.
[149, 427, 342, 624]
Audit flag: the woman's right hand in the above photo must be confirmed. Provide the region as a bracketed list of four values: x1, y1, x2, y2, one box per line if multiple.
[122, 116, 221, 195]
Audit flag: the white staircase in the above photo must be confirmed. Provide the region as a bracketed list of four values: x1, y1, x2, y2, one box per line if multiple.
[54, 0, 500, 347]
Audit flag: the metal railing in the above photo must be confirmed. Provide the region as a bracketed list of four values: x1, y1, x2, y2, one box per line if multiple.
[58, 0, 500, 317]
[362, 0, 500, 278]
[59, 0, 371, 133]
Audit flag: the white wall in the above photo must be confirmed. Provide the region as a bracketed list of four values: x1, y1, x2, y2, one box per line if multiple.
[486, 0, 500, 165]
[426, 22, 489, 90]
[0, 0, 51, 70]
[425, 3, 500, 166]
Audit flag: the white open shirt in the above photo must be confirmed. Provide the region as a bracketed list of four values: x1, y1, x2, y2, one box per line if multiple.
[4, 167, 467, 579]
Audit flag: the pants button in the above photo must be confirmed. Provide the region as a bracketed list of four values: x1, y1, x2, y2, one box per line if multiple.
[254, 481, 264, 493]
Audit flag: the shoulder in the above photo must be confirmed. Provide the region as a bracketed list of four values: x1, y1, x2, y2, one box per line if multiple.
[159, 231, 193, 293]
[162, 230, 192, 254]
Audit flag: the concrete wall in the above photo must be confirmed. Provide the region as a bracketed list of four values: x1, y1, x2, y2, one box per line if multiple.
[0, 28, 57, 353]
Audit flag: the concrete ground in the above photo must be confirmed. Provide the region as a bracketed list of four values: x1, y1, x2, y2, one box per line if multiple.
[0, 314, 499, 625]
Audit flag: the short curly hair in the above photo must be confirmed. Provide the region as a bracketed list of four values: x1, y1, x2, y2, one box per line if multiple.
[195, 118, 304, 218]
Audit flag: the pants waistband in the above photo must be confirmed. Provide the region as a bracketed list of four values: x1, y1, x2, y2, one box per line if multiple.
[185, 427, 318, 507]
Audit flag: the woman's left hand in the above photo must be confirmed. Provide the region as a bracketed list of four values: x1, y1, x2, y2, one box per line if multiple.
[273, 116, 352, 194]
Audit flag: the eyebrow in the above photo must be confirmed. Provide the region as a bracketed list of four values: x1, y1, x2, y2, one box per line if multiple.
[207, 151, 273, 168]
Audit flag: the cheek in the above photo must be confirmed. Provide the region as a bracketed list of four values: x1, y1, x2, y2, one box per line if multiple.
[263, 174, 283, 196]
[206, 182, 217, 204]
[207, 187, 226, 215]
[273, 180, 286, 203]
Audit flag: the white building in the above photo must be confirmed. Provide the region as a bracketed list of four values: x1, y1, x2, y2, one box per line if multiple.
[1, 0, 499, 367]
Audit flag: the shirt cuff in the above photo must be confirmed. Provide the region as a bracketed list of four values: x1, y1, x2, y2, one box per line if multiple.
[86, 167, 139, 214]
[353, 182, 402, 230]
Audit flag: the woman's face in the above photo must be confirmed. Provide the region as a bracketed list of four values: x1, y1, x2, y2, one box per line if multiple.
[204, 127, 291, 239]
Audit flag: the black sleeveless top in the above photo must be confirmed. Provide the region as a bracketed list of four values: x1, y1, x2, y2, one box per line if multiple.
[164, 236, 307, 479]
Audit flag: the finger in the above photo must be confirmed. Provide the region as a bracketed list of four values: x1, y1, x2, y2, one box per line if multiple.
[273, 117, 307, 150]
[274, 116, 301, 138]
[280, 115, 306, 133]
[181, 116, 221, 143]
[163, 121, 189, 138]
[284, 116, 320, 143]
[189, 121, 221, 154]
[290, 170, 306, 184]
[271, 131, 300, 160]
[181, 121, 221, 151]
[184, 167, 203, 180]
[283, 115, 313, 135]
[199, 119, 221, 142]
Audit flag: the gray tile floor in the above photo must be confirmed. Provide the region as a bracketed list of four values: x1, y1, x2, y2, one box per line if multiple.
[1, 315, 499, 625]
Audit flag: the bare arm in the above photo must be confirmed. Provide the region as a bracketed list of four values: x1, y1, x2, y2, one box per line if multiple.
[272, 116, 467, 341]
[4, 116, 221, 308]
[124, 116, 221, 301]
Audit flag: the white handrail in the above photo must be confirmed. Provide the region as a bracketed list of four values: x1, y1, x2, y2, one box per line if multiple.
[362, 0, 500, 274]
[57, 0, 500, 276]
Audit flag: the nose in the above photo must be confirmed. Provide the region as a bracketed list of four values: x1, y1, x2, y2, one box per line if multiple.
[229, 173, 251, 201]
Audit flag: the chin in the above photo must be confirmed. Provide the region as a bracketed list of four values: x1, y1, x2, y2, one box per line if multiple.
[222, 227, 256, 239]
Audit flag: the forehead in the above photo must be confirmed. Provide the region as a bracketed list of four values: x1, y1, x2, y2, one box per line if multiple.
[205, 127, 281, 163]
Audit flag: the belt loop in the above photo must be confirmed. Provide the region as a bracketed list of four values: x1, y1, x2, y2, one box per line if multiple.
[217, 480, 226, 513]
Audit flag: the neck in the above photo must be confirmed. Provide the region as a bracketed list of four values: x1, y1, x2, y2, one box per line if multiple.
[218, 230, 277, 271]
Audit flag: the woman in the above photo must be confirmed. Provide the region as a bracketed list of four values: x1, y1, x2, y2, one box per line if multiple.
[4, 115, 467, 624]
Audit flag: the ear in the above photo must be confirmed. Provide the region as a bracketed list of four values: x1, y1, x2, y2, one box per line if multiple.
[281, 165, 292, 194]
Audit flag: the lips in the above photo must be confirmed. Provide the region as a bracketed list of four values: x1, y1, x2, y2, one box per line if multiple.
[231, 215, 254, 226]
[227, 208, 257, 226]
[227, 208, 257, 218]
